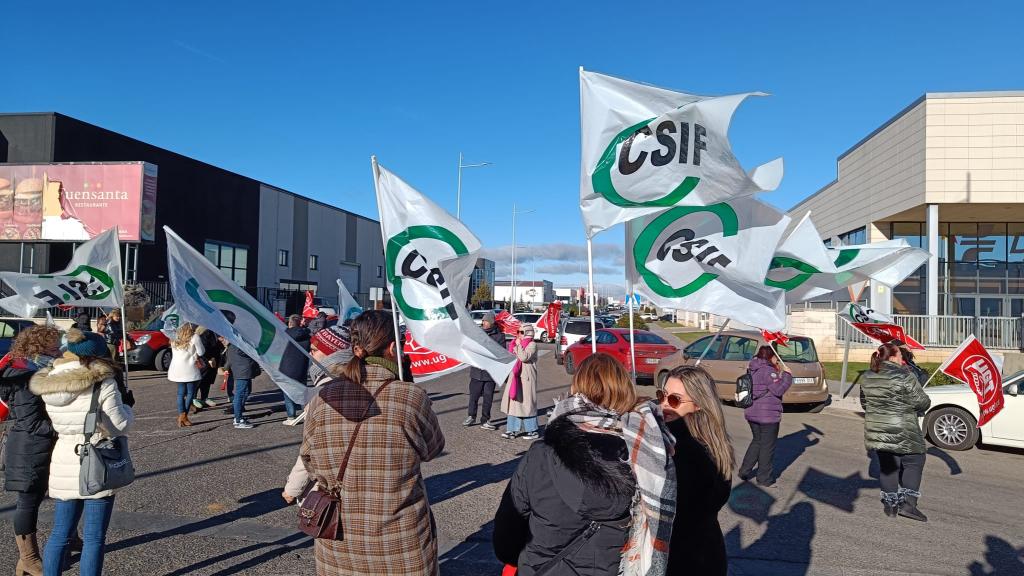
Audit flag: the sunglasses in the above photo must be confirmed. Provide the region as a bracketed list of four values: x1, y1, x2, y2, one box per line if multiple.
[656, 389, 691, 409]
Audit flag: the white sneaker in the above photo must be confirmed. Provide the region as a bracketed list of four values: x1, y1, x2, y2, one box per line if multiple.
[233, 420, 254, 429]
[283, 418, 297, 426]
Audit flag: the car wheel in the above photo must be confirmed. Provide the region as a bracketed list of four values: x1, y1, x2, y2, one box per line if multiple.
[565, 354, 575, 375]
[925, 407, 979, 451]
[155, 348, 172, 372]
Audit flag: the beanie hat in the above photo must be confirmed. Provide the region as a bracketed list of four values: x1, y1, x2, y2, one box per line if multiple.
[311, 325, 351, 356]
[65, 327, 110, 358]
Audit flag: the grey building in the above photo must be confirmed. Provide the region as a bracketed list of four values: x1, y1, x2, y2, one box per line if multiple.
[469, 257, 495, 301]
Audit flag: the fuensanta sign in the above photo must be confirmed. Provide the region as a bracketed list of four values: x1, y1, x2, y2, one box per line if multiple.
[939, 335, 1005, 427]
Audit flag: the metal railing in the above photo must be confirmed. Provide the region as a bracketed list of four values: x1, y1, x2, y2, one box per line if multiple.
[836, 313, 1022, 350]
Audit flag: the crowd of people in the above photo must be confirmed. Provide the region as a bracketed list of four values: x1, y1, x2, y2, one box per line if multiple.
[0, 304, 938, 575]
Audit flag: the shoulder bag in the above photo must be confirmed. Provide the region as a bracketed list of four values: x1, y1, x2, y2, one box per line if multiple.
[77, 383, 135, 496]
[297, 379, 394, 540]
[734, 370, 769, 409]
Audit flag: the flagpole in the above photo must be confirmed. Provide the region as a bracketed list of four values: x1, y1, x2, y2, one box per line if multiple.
[628, 292, 636, 382]
[370, 156, 406, 382]
[586, 238, 597, 353]
[115, 227, 131, 382]
[695, 319, 729, 366]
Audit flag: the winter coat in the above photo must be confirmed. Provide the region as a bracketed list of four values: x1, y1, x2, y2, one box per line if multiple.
[493, 416, 636, 576]
[500, 338, 537, 418]
[470, 325, 506, 382]
[167, 334, 206, 383]
[30, 356, 134, 500]
[744, 357, 793, 425]
[307, 316, 326, 335]
[300, 358, 445, 575]
[666, 418, 729, 576]
[198, 329, 223, 385]
[280, 326, 311, 383]
[860, 361, 931, 455]
[225, 344, 261, 380]
[1, 357, 56, 493]
[104, 319, 123, 345]
[72, 316, 92, 332]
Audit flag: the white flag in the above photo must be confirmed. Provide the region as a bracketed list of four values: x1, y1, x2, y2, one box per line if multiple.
[164, 226, 307, 403]
[828, 240, 930, 288]
[765, 212, 846, 304]
[0, 228, 123, 317]
[336, 279, 363, 324]
[159, 304, 181, 340]
[627, 198, 790, 330]
[580, 68, 783, 238]
[373, 159, 516, 384]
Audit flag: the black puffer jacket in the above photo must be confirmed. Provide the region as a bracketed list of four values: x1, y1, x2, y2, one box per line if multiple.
[470, 325, 506, 382]
[493, 416, 635, 576]
[860, 361, 931, 454]
[280, 326, 311, 382]
[1, 357, 56, 492]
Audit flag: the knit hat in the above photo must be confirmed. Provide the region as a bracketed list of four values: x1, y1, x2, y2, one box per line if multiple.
[65, 327, 110, 358]
[311, 325, 351, 356]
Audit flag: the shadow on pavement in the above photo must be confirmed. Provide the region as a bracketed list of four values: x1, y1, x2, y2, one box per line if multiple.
[927, 446, 963, 475]
[728, 482, 777, 525]
[439, 520, 502, 576]
[796, 467, 873, 513]
[967, 535, 1024, 575]
[726, 501, 816, 576]
[426, 459, 523, 506]
[164, 531, 311, 576]
[772, 424, 823, 481]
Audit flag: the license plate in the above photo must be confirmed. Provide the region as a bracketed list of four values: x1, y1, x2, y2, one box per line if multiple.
[645, 358, 660, 364]
[794, 377, 816, 384]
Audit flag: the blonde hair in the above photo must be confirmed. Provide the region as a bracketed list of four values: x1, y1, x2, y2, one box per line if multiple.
[173, 322, 198, 350]
[666, 366, 735, 479]
[571, 353, 638, 414]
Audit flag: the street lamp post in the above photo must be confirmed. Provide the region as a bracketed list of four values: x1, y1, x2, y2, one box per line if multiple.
[457, 152, 492, 220]
[511, 204, 535, 312]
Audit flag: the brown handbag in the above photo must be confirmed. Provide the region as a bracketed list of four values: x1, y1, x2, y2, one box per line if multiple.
[298, 379, 394, 540]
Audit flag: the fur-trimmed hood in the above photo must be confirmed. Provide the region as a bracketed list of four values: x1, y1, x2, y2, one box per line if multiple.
[542, 416, 636, 522]
[29, 355, 117, 406]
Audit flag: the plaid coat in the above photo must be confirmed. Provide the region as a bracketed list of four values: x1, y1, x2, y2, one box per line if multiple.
[300, 359, 445, 575]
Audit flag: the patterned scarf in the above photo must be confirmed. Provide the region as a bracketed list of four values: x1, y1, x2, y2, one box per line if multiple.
[551, 393, 676, 576]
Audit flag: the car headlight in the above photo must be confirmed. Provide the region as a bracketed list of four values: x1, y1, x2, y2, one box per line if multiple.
[134, 334, 151, 345]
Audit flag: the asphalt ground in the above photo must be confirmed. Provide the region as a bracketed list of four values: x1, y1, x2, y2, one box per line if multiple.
[1, 344, 1022, 575]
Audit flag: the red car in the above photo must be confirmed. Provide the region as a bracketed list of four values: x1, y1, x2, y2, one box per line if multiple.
[564, 328, 678, 379]
[126, 320, 173, 372]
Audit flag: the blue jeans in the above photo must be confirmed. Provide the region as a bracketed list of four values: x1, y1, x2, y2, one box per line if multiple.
[43, 497, 114, 576]
[176, 381, 197, 414]
[506, 415, 538, 433]
[233, 379, 251, 421]
[283, 394, 302, 418]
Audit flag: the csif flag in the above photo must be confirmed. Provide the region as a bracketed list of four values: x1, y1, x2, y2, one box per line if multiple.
[626, 197, 790, 330]
[827, 240, 929, 291]
[840, 303, 924, 350]
[336, 279, 363, 323]
[373, 159, 516, 384]
[159, 304, 181, 340]
[0, 227, 123, 318]
[164, 226, 308, 404]
[939, 335, 1005, 427]
[579, 68, 784, 238]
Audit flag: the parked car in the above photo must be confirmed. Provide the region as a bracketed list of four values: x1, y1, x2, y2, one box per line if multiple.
[922, 370, 1023, 451]
[564, 328, 678, 380]
[555, 317, 605, 365]
[0, 319, 37, 356]
[126, 319, 172, 372]
[513, 312, 546, 340]
[655, 330, 830, 411]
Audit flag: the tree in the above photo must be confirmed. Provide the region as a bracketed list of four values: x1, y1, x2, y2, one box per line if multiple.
[470, 282, 492, 308]
[615, 313, 648, 331]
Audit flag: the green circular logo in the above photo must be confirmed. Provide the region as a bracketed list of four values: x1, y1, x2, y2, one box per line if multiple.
[591, 118, 701, 208]
[633, 204, 738, 298]
[385, 225, 469, 321]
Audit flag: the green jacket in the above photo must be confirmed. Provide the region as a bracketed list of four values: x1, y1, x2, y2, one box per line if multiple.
[860, 361, 932, 454]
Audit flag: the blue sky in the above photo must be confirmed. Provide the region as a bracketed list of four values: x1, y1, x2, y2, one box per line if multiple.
[6, 1, 1022, 294]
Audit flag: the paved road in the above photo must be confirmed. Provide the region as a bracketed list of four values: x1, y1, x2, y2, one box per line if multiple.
[2, 346, 1022, 575]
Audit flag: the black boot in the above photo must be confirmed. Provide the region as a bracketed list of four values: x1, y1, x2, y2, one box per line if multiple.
[898, 491, 928, 522]
[881, 492, 899, 518]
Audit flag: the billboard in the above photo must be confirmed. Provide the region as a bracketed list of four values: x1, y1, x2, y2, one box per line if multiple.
[0, 162, 157, 242]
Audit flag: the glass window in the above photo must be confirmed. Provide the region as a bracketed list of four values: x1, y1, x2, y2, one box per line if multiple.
[0, 321, 15, 338]
[596, 331, 618, 344]
[721, 336, 758, 361]
[235, 247, 248, 269]
[684, 336, 722, 360]
[775, 338, 819, 363]
[892, 222, 924, 249]
[950, 223, 978, 262]
[978, 223, 1007, 262]
[376, 265, 383, 278]
[279, 249, 289, 267]
[893, 293, 924, 315]
[566, 321, 591, 336]
[622, 332, 668, 345]
[309, 255, 319, 271]
[838, 227, 866, 246]
[823, 238, 832, 248]
[203, 242, 218, 265]
[204, 240, 248, 287]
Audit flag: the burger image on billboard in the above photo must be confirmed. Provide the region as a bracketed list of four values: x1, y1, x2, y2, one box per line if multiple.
[0, 178, 13, 222]
[13, 178, 43, 225]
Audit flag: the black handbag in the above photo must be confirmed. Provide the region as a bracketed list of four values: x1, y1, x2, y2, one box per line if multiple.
[77, 383, 135, 496]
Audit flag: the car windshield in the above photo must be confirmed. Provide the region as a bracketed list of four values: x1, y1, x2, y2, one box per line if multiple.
[774, 338, 819, 363]
[517, 314, 541, 323]
[621, 332, 668, 345]
[146, 319, 164, 331]
[565, 321, 591, 336]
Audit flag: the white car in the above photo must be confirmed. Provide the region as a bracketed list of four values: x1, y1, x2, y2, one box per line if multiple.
[922, 370, 1023, 451]
[513, 312, 546, 341]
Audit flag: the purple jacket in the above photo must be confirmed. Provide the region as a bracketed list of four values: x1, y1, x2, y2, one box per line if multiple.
[743, 357, 793, 424]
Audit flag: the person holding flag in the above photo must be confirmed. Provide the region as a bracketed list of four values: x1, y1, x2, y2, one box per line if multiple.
[859, 343, 931, 521]
[737, 346, 793, 487]
[464, 311, 504, 430]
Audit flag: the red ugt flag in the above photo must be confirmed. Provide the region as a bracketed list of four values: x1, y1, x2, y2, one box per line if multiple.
[938, 335, 1005, 427]
[851, 322, 925, 350]
[536, 302, 562, 340]
[760, 329, 790, 347]
[302, 290, 318, 319]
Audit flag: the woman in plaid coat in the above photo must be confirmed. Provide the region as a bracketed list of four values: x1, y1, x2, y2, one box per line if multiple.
[300, 310, 445, 575]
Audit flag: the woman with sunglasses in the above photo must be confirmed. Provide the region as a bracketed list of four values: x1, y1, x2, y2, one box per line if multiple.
[737, 346, 792, 487]
[500, 324, 538, 440]
[658, 366, 734, 576]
